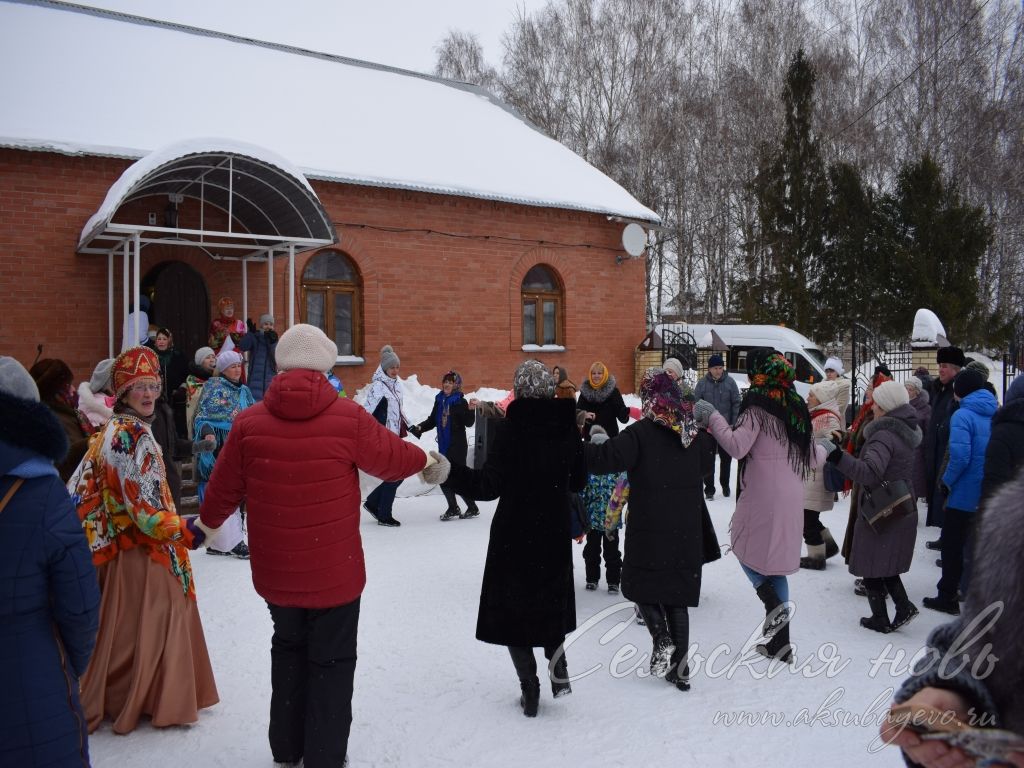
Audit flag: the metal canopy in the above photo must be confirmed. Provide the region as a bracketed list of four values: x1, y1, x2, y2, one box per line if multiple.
[78, 140, 337, 257]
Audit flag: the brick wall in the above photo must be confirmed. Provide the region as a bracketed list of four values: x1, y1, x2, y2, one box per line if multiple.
[0, 148, 647, 394]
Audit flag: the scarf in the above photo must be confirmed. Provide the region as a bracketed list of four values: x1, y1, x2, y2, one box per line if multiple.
[434, 390, 465, 455]
[581, 373, 618, 405]
[639, 367, 699, 448]
[737, 352, 812, 475]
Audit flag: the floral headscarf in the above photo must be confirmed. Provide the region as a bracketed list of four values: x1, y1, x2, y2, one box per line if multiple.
[513, 360, 555, 399]
[639, 367, 699, 447]
[738, 350, 812, 474]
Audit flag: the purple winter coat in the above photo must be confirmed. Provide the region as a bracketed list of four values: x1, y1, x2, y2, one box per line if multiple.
[909, 390, 932, 499]
[708, 408, 825, 576]
[835, 403, 921, 578]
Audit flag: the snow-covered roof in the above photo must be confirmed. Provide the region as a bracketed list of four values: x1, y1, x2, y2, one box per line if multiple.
[0, 0, 660, 223]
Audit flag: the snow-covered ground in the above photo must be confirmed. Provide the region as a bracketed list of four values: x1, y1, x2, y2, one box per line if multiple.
[88, 376, 948, 767]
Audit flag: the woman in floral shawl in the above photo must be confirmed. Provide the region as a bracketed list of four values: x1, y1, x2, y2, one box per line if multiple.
[694, 349, 825, 664]
[585, 368, 719, 692]
[194, 349, 254, 557]
[68, 346, 218, 734]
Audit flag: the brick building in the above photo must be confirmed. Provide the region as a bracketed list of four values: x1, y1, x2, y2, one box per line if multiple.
[0, 1, 657, 392]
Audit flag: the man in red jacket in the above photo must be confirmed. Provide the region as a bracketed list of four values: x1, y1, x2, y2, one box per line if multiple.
[199, 323, 449, 768]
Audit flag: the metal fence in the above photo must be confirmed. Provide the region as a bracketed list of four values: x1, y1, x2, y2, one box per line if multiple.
[1004, 325, 1023, 395]
[847, 322, 916, 408]
[661, 327, 699, 391]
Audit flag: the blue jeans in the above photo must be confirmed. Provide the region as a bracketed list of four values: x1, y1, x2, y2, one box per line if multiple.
[366, 480, 400, 520]
[740, 563, 790, 603]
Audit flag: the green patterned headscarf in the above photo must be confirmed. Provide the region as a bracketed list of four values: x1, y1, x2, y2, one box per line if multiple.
[737, 350, 812, 475]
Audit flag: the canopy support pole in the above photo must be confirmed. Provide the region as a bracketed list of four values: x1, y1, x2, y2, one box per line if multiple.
[122, 241, 129, 350]
[268, 250, 275, 321]
[242, 258, 248, 323]
[133, 232, 141, 346]
[107, 251, 114, 359]
[288, 244, 295, 328]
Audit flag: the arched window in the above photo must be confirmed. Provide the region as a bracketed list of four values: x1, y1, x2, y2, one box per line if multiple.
[301, 250, 362, 357]
[521, 264, 563, 346]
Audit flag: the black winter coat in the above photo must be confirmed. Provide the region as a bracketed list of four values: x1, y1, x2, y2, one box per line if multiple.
[444, 398, 585, 648]
[414, 394, 475, 466]
[579, 379, 629, 439]
[924, 379, 956, 526]
[584, 419, 719, 607]
[981, 398, 1024, 501]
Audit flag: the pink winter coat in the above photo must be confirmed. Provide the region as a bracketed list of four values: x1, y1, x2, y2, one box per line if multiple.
[709, 408, 825, 576]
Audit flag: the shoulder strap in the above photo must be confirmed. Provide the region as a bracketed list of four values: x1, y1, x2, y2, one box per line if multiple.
[0, 477, 25, 514]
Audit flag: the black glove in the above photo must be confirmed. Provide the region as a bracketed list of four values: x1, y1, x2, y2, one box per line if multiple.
[408, 425, 422, 438]
[264, 329, 278, 344]
[246, 317, 256, 333]
[941, 483, 951, 497]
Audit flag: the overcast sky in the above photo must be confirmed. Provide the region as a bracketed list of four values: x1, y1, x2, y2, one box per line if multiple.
[77, 0, 549, 74]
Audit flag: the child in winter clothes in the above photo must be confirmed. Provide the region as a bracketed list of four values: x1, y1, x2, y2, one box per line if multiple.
[236, 314, 278, 401]
[363, 345, 408, 526]
[78, 358, 115, 429]
[582, 425, 624, 592]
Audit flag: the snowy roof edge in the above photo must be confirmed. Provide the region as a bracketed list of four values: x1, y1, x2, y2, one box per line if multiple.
[1, 135, 662, 222]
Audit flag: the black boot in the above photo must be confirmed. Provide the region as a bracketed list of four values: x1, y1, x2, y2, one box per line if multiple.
[508, 646, 540, 717]
[756, 620, 793, 663]
[636, 603, 673, 678]
[664, 606, 691, 691]
[547, 649, 571, 698]
[821, 528, 839, 559]
[885, 577, 919, 629]
[754, 581, 789, 637]
[860, 590, 893, 633]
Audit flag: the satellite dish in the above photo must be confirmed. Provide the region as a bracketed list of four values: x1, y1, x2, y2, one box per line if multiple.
[622, 223, 647, 257]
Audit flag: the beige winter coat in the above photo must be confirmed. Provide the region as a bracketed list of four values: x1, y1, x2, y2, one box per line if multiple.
[803, 399, 843, 512]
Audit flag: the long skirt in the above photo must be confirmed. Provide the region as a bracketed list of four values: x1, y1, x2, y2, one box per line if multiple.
[81, 547, 219, 734]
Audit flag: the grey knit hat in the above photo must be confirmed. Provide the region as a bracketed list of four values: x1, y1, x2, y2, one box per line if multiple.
[194, 346, 216, 366]
[513, 359, 555, 399]
[380, 345, 400, 371]
[0, 356, 41, 402]
[259, 314, 274, 326]
[663, 358, 684, 379]
[89, 358, 115, 394]
[904, 376, 924, 394]
[964, 359, 990, 381]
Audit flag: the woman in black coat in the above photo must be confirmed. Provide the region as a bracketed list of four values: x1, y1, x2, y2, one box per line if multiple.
[578, 361, 630, 440]
[410, 370, 478, 520]
[981, 373, 1024, 501]
[443, 360, 585, 718]
[584, 368, 719, 691]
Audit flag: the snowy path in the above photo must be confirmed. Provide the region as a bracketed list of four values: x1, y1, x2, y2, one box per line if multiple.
[89, 477, 942, 767]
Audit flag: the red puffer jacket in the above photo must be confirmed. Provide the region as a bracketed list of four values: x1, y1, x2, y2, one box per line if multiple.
[199, 368, 427, 608]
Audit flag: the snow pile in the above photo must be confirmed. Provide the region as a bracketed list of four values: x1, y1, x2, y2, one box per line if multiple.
[911, 309, 946, 347]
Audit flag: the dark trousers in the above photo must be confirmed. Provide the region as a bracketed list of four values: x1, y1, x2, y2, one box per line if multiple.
[583, 530, 622, 585]
[863, 576, 904, 594]
[441, 484, 478, 513]
[508, 643, 563, 681]
[802, 509, 825, 545]
[267, 598, 360, 768]
[703, 444, 732, 493]
[635, 603, 690, 677]
[937, 507, 974, 598]
[367, 480, 400, 520]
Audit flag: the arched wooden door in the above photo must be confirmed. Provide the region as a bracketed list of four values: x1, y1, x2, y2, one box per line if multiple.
[143, 261, 210, 359]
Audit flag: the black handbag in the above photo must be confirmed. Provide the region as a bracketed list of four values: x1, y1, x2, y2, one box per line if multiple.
[823, 462, 846, 493]
[858, 479, 915, 533]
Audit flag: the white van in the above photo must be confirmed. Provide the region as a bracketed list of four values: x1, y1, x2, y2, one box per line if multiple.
[658, 323, 830, 397]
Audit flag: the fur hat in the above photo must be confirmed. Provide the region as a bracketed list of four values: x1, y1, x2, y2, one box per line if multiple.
[112, 346, 160, 398]
[0, 356, 40, 402]
[276, 323, 338, 372]
[953, 368, 986, 399]
[707, 354, 724, 369]
[380, 345, 400, 371]
[29, 358, 73, 403]
[904, 376, 924, 394]
[914, 366, 931, 378]
[259, 314, 274, 326]
[824, 356, 844, 375]
[872, 380, 910, 413]
[589, 424, 610, 444]
[1007, 373, 1024, 404]
[936, 346, 966, 367]
[89, 358, 115, 394]
[514, 359, 555, 399]
[216, 350, 244, 373]
[808, 379, 840, 405]
[664, 358, 685, 380]
[194, 346, 216, 366]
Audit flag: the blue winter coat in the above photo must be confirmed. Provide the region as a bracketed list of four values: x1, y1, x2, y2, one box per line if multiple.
[0, 392, 100, 767]
[236, 329, 278, 401]
[942, 389, 998, 512]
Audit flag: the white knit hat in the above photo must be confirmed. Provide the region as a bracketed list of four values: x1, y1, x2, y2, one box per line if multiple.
[0, 356, 40, 402]
[904, 376, 924, 394]
[664, 358, 685, 380]
[194, 346, 216, 366]
[808, 379, 840, 405]
[89, 358, 115, 394]
[872, 380, 909, 413]
[216, 349, 244, 373]
[824, 356, 844, 375]
[276, 323, 338, 372]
